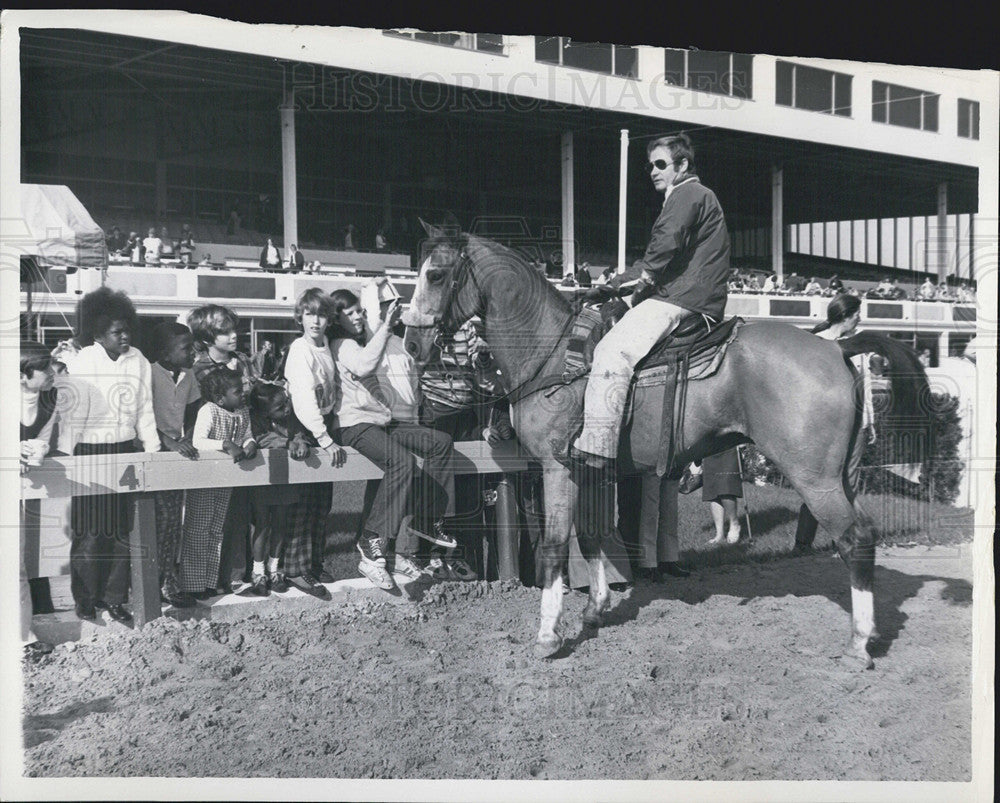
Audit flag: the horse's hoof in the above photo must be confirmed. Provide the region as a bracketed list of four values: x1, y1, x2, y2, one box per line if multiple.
[582, 610, 602, 630]
[533, 635, 563, 659]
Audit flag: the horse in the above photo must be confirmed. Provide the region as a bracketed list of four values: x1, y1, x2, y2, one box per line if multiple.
[402, 222, 930, 670]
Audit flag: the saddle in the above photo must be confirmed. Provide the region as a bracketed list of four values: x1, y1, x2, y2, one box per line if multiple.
[624, 314, 743, 476]
[550, 303, 743, 476]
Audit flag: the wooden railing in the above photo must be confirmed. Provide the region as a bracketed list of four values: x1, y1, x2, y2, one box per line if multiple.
[20, 441, 535, 626]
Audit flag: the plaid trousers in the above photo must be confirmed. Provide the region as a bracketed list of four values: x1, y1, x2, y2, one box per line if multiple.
[282, 483, 331, 577]
[179, 488, 231, 592]
[153, 490, 184, 594]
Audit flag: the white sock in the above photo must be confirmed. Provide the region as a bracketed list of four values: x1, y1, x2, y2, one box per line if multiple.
[253, 560, 265, 576]
[267, 557, 279, 574]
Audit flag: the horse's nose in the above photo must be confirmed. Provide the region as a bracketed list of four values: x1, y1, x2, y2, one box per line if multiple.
[405, 340, 419, 356]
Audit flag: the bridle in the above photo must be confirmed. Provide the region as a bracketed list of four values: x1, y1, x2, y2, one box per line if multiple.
[410, 241, 578, 406]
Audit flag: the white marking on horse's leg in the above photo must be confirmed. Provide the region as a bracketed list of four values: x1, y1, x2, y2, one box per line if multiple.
[592, 557, 609, 614]
[850, 586, 875, 669]
[851, 587, 874, 643]
[538, 574, 564, 641]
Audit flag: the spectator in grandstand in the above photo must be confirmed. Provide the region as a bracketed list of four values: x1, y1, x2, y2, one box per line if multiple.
[596, 266, 617, 285]
[179, 224, 196, 265]
[188, 304, 259, 592]
[179, 367, 258, 600]
[246, 382, 313, 597]
[956, 281, 975, 303]
[874, 276, 895, 297]
[159, 226, 175, 260]
[935, 281, 956, 302]
[226, 203, 242, 236]
[804, 276, 823, 295]
[122, 231, 143, 264]
[149, 321, 201, 609]
[282, 289, 348, 596]
[742, 272, 762, 292]
[343, 224, 357, 251]
[375, 228, 388, 252]
[917, 277, 936, 300]
[827, 274, 844, 294]
[918, 348, 932, 367]
[762, 273, 782, 293]
[259, 237, 282, 272]
[575, 264, 593, 287]
[143, 226, 162, 266]
[19, 342, 60, 658]
[287, 243, 305, 272]
[560, 273, 577, 287]
[106, 226, 127, 255]
[67, 288, 160, 626]
[327, 288, 459, 592]
[784, 272, 806, 294]
[198, 253, 213, 268]
[252, 339, 278, 380]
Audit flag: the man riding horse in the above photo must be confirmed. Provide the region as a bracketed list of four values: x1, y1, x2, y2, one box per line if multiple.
[573, 133, 731, 469]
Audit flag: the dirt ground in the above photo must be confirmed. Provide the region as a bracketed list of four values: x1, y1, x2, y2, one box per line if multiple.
[21, 544, 972, 781]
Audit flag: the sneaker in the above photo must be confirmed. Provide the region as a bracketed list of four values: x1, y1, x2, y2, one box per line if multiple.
[287, 573, 332, 600]
[387, 553, 429, 584]
[270, 572, 289, 593]
[241, 573, 270, 597]
[405, 519, 458, 549]
[446, 556, 477, 582]
[358, 558, 397, 590]
[420, 555, 452, 582]
[356, 531, 387, 566]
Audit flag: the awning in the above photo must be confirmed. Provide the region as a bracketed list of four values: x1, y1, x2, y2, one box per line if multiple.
[17, 184, 107, 270]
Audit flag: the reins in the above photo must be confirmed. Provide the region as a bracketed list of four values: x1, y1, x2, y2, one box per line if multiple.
[427, 246, 581, 408]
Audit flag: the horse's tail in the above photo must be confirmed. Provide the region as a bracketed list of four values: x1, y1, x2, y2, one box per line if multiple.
[836, 332, 930, 421]
[836, 331, 933, 466]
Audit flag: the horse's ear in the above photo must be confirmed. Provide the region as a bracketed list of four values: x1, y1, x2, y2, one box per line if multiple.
[419, 218, 444, 240]
[441, 211, 462, 236]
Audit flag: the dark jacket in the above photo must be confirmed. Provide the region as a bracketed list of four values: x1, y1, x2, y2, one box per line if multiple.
[259, 244, 282, 269]
[288, 250, 305, 271]
[617, 174, 731, 320]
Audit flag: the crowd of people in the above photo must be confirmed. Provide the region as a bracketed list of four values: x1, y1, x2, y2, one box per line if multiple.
[19, 278, 518, 651]
[723, 268, 975, 303]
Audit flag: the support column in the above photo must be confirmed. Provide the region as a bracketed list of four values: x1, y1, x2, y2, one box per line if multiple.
[155, 160, 167, 221]
[561, 131, 575, 277]
[280, 97, 298, 250]
[617, 129, 629, 273]
[383, 182, 392, 231]
[771, 164, 784, 278]
[936, 181, 948, 284]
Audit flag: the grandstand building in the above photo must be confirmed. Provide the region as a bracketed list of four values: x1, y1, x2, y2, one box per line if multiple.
[8, 15, 997, 364]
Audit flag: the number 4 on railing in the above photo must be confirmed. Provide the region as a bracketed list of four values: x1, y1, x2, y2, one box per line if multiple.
[118, 463, 143, 491]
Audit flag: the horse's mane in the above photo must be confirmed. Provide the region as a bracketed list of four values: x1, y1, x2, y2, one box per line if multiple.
[459, 234, 574, 315]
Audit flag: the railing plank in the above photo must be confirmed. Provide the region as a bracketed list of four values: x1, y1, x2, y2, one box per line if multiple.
[20, 441, 534, 500]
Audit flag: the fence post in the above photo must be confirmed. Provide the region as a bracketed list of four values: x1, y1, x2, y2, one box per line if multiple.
[130, 495, 161, 627]
[495, 476, 520, 581]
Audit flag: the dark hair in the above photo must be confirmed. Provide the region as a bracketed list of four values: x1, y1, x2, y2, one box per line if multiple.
[646, 132, 695, 172]
[294, 288, 331, 327]
[811, 293, 861, 333]
[187, 304, 240, 346]
[328, 289, 363, 340]
[249, 382, 287, 416]
[20, 340, 52, 378]
[199, 366, 242, 404]
[151, 322, 192, 362]
[77, 287, 137, 346]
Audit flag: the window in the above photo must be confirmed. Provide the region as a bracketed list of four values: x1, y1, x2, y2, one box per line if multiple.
[775, 61, 852, 116]
[872, 81, 939, 132]
[663, 49, 753, 99]
[958, 98, 980, 139]
[534, 37, 638, 78]
[383, 30, 504, 54]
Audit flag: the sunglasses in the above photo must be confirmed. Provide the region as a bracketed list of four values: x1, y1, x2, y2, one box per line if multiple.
[648, 159, 675, 172]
